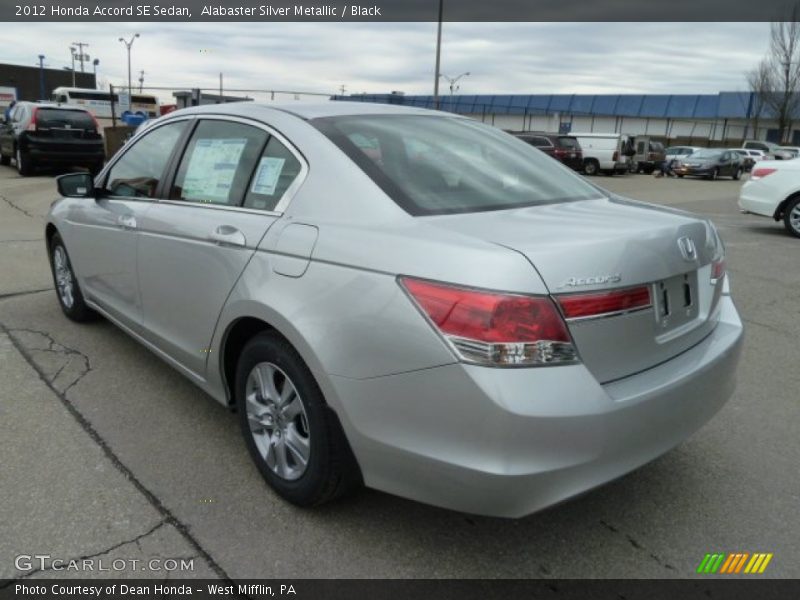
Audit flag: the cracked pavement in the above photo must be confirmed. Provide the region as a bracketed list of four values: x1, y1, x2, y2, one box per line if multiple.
[0, 165, 798, 579]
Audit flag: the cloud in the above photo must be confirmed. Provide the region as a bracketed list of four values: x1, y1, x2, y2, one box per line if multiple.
[1, 22, 771, 100]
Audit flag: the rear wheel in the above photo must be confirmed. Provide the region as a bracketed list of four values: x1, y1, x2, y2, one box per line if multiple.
[784, 197, 800, 238]
[733, 168, 742, 181]
[0, 148, 9, 166]
[236, 331, 360, 506]
[708, 167, 719, 181]
[16, 147, 33, 176]
[583, 159, 599, 176]
[49, 233, 96, 322]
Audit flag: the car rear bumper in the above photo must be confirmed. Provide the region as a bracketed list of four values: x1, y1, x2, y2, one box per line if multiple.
[739, 187, 780, 218]
[330, 294, 743, 518]
[21, 138, 105, 164]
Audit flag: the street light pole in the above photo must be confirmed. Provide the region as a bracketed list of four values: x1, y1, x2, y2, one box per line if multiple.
[118, 33, 140, 94]
[433, 0, 443, 109]
[92, 59, 99, 88]
[37, 55, 46, 100]
[440, 72, 470, 100]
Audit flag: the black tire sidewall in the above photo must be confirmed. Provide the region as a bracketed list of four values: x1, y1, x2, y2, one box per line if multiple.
[49, 233, 94, 321]
[784, 198, 800, 238]
[235, 332, 334, 506]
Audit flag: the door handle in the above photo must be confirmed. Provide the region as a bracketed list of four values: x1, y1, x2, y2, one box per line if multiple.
[117, 215, 137, 229]
[209, 225, 247, 247]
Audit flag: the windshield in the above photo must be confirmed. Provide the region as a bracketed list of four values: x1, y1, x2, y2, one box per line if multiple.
[313, 115, 603, 216]
[691, 150, 722, 159]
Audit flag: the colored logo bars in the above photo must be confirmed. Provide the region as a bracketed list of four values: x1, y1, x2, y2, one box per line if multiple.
[697, 552, 773, 574]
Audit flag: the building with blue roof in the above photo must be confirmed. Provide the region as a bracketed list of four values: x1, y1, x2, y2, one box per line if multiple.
[333, 92, 798, 145]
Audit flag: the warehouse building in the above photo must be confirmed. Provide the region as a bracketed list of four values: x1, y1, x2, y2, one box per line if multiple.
[335, 92, 798, 146]
[0, 62, 96, 108]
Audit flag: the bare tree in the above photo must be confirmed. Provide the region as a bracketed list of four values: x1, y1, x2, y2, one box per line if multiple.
[748, 11, 800, 143]
[745, 60, 770, 139]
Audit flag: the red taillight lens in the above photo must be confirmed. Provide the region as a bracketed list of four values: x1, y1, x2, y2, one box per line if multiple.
[711, 258, 725, 281]
[26, 107, 38, 131]
[750, 167, 776, 180]
[557, 286, 652, 320]
[400, 277, 576, 366]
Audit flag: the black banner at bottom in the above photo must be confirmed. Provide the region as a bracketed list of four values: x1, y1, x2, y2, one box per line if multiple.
[1, 579, 799, 600]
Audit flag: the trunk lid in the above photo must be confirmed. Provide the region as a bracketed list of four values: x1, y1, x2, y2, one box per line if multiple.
[426, 196, 724, 382]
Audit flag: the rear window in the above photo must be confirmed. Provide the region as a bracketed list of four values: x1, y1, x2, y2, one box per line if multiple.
[36, 108, 95, 130]
[556, 136, 580, 149]
[313, 115, 603, 216]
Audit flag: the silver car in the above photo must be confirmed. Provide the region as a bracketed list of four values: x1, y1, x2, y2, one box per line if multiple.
[46, 102, 743, 518]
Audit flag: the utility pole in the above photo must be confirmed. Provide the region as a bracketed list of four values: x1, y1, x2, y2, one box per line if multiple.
[69, 46, 76, 86]
[72, 41, 89, 72]
[433, 0, 444, 109]
[37, 55, 46, 100]
[138, 70, 145, 93]
[339, 84, 347, 96]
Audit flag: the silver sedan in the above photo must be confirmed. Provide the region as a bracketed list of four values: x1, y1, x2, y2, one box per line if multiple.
[45, 102, 743, 517]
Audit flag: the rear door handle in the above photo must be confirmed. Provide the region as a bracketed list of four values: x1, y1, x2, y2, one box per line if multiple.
[117, 215, 137, 229]
[209, 225, 246, 247]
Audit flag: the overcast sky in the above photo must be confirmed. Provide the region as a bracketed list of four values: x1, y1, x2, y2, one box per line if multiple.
[1, 22, 772, 100]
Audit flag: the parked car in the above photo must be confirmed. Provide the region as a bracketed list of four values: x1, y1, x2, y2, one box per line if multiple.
[665, 145, 702, 162]
[739, 160, 800, 237]
[0, 101, 105, 176]
[45, 102, 743, 517]
[778, 146, 800, 158]
[629, 136, 666, 174]
[571, 132, 631, 175]
[673, 149, 744, 180]
[742, 140, 794, 160]
[513, 132, 583, 171]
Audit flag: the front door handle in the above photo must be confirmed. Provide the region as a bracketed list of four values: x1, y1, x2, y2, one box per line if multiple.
[209, 225, 246, 247]
[117, 215, 137, 229]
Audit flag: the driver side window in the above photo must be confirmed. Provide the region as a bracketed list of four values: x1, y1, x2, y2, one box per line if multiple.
[105, 121, 187, 198]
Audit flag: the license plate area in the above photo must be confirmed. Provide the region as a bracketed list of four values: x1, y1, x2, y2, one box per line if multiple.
[654, 271, 699, 334]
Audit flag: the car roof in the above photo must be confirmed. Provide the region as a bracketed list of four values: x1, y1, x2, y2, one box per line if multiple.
[19, 101, 91, 112]
[171, 101, 456, 121]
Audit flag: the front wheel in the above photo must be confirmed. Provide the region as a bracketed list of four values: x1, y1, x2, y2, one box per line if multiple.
[49, 233, 96, 322]
[784, 197, 800, 238]
[708, 168, 719, 181]
[236, 332, 360, 507]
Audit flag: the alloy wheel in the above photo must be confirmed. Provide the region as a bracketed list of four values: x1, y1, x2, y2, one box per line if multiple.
[53, 245, 75, 309]
[790, 204, 800, 235]
[245, 362, 311, 481]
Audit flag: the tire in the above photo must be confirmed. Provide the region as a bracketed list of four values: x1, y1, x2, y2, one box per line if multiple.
[16, 146, 33, 176]
[0, 148, 9, 166]
[677, 174, 684, 178]
[48, 233, 96, 322]
[643, 166, 655, 175]
[784, 196, 800, 238]
[708, 168, 719, 181]
[733, 168, 742, 181]
[236, 331, 360, 507]
[583, 159, 599, 176]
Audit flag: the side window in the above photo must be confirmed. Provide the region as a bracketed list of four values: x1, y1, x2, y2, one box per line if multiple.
[530, 136, 551, 147]
[171, 120, 267, 206]
[106, 121, 187, 198]
[243, 136, 303, 211]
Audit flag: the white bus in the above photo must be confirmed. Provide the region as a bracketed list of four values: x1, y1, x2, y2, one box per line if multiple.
[51, 87, 160, 119]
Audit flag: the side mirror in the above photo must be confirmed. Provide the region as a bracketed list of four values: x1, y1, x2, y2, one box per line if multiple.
[56, 172, 98, 199]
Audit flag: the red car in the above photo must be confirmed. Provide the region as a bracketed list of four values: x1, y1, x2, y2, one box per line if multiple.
[514, 132, 583, 171]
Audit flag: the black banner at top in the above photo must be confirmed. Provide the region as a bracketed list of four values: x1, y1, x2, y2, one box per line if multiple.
[1, 0, 797, 22]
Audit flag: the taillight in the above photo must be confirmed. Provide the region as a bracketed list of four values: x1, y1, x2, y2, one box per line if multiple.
[26, 107, 38, 131]
[556, 286, 652, 320]
[750, 167, 776, 180]
[711, 258, 725, 282]
[399, 277, 577, 367]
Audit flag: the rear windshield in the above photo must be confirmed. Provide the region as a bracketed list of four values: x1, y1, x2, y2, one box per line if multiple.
[36, 108, 95, 130]
[313, 115, 603, 216]
[557, 136, 580, 149]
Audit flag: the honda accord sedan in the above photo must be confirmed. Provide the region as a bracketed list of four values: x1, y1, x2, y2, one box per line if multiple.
[673, 149, 743, 180]
[45, 102, 743, 517]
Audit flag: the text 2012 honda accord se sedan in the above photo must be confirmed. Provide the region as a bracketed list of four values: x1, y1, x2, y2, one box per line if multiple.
[45, 102, 743, 517]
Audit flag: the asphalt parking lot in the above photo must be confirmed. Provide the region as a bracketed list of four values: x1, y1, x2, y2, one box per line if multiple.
[1, 165, 798, 580]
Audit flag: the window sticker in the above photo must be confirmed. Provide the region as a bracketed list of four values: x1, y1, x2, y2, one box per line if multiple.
[182, 138, 247, 203]
[251, 156, 286, 196]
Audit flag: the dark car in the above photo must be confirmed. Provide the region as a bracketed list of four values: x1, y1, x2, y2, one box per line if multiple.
[0, 102, 105, 176]
[673, 149, 743, 180]
[514, 132, 583, 171]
